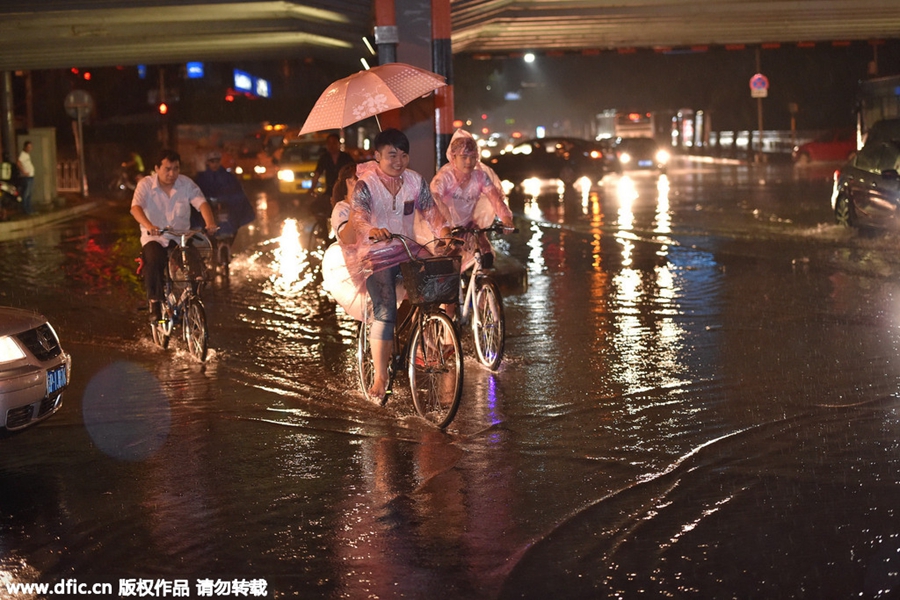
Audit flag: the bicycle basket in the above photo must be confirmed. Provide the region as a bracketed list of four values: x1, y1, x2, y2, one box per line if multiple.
[400, 255, 461, 305]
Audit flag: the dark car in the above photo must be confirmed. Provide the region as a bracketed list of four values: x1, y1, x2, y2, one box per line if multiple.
[792, 129, 857, 165]
[0, 306, 71, 431]
[831, 131, 900, 229]
[486, 137, 610, 187]
[614, 136, 669, 174]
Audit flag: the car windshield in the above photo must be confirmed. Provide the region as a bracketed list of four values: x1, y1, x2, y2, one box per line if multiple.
[617, 138, 658, 152]
[281, 142, 326, 163]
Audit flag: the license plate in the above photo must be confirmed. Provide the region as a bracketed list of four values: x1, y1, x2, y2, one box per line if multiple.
[47, 365, 67, 395]
[638, 160, 653, 167]
[301, 180, 312, 190]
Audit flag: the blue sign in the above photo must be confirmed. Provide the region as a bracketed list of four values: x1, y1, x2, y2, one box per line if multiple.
[233, 69, 253, 93]
[186, 62, 204, 79]
[137, 65, 146, 80]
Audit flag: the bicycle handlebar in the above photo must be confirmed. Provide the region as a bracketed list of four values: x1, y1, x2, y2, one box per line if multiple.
[449, 221, 519, 237]
[158, 227, 212, 246]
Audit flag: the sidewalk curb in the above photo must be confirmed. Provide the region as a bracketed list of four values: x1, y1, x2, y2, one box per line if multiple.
[0, 200, 102, 239]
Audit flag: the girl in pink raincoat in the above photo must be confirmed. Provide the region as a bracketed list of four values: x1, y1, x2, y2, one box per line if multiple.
[430, 129, 514, 273]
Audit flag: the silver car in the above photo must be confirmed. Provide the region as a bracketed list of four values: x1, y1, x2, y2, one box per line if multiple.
[0, 306, 71, 431]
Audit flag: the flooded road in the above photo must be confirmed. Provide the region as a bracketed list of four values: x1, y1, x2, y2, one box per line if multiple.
[2, 158, 900, 599]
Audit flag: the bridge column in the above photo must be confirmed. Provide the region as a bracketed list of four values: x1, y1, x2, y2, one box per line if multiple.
[432, 0, 454, 169]
[0, 71, 15, 163]
[372, 0, 452, 177]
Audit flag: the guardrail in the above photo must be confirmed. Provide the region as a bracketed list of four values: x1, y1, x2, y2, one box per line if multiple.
[57, 159, 81, 192]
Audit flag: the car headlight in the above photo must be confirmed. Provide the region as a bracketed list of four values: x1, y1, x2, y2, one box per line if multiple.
[234, 166, 244, 175]
[254, 165, 267, 175]
[656, 150, 670, 163]
[0, 335, 25, 364]
[278, 169, 295, 182]
[619, 152, 632, 164]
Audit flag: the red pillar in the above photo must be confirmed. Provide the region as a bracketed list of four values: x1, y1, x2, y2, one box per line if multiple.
[373, 0, 401, 130]
[432, 0, 454, 167]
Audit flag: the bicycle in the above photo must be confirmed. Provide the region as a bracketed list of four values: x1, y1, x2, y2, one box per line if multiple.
[356, 235, 464, 429]
[205, 197, 235, 280]
[305, 192, 333, 277]
[148, 228, 212, 362]
[450, 221, 517, 370]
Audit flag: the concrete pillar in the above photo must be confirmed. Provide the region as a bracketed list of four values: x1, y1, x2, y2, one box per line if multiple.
[394, 0, 437, 178]
[0, 71, 15, 164]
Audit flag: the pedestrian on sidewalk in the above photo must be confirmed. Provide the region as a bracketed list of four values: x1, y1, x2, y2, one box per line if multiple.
[17, 141, 34, 215]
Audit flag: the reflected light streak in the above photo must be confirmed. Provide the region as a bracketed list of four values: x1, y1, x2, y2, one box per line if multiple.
[271, 218, 310, 295]
[656, 176, 671, 234]
[574, 176, 592, 214]
[487, 374, 501, 427]
[616, 175, 637, 232]
[527, 221, 546, 274]
[524, 198, 543, 221]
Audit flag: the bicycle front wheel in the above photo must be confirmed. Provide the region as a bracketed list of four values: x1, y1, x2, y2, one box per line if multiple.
[151, 319, 171, 350]
[408, 311, 463, 429]
[357, 320, 375, 397]
[473, 278, 506, 370]
[183, 297, 209, 361]
[307, 219, 329, 275]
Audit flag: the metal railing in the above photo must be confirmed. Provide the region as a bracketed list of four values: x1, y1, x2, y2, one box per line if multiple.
[57, 160, 81, 192]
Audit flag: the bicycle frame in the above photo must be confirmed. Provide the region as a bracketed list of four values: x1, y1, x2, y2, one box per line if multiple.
[356, 233, 464, 428]
[151, 228, 211, 361]
[457, 248, 483, 328]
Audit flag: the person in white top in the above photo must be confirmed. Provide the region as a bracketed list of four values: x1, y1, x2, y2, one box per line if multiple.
[130, 149, 218, 322]
[348, 128, 450, 402]
[330, 162, 358, 245]
[16, 141, 35, 215]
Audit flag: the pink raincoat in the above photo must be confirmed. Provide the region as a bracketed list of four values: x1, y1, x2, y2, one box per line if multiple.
[322, 160, 447, 321]
[430, 129, 513, 270]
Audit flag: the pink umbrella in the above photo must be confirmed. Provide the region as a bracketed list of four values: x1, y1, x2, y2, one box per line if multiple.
[299, 62, 447, 135]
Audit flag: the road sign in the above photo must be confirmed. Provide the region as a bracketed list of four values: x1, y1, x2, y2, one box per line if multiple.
[750, 73, 769, 98]
[64, 90, 94, 119]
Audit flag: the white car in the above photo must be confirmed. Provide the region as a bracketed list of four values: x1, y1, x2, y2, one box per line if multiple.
[0, 306, 71, 431]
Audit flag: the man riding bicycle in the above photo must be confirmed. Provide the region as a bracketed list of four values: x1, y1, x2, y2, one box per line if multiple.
[130, 149, 219, 322]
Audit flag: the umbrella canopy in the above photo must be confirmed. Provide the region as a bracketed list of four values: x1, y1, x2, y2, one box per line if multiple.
[299, 62, 447, 135]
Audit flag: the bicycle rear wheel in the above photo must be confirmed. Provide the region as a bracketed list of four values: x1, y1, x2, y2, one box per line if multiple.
[183, 297, 209, 361]
[472, 278, 505, 370]
[408, 311, 463, 428]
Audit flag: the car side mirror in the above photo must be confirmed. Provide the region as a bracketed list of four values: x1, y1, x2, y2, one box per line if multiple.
[882, 169, 899, 180]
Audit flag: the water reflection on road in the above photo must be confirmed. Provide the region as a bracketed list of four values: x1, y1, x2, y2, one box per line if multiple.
[3, 161, 900, 598]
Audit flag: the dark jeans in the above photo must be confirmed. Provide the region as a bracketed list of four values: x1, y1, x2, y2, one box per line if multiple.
[141, 240, 204, 302]
[20, 176, 33, 215]
[141, 241, 171, 303]
[366, 265, 401, 341]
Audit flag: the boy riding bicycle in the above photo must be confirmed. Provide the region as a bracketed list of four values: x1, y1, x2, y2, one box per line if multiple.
[346, 128, 451, 402]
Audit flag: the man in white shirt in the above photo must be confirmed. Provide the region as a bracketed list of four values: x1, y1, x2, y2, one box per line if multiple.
[130, 149, 218, 321]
